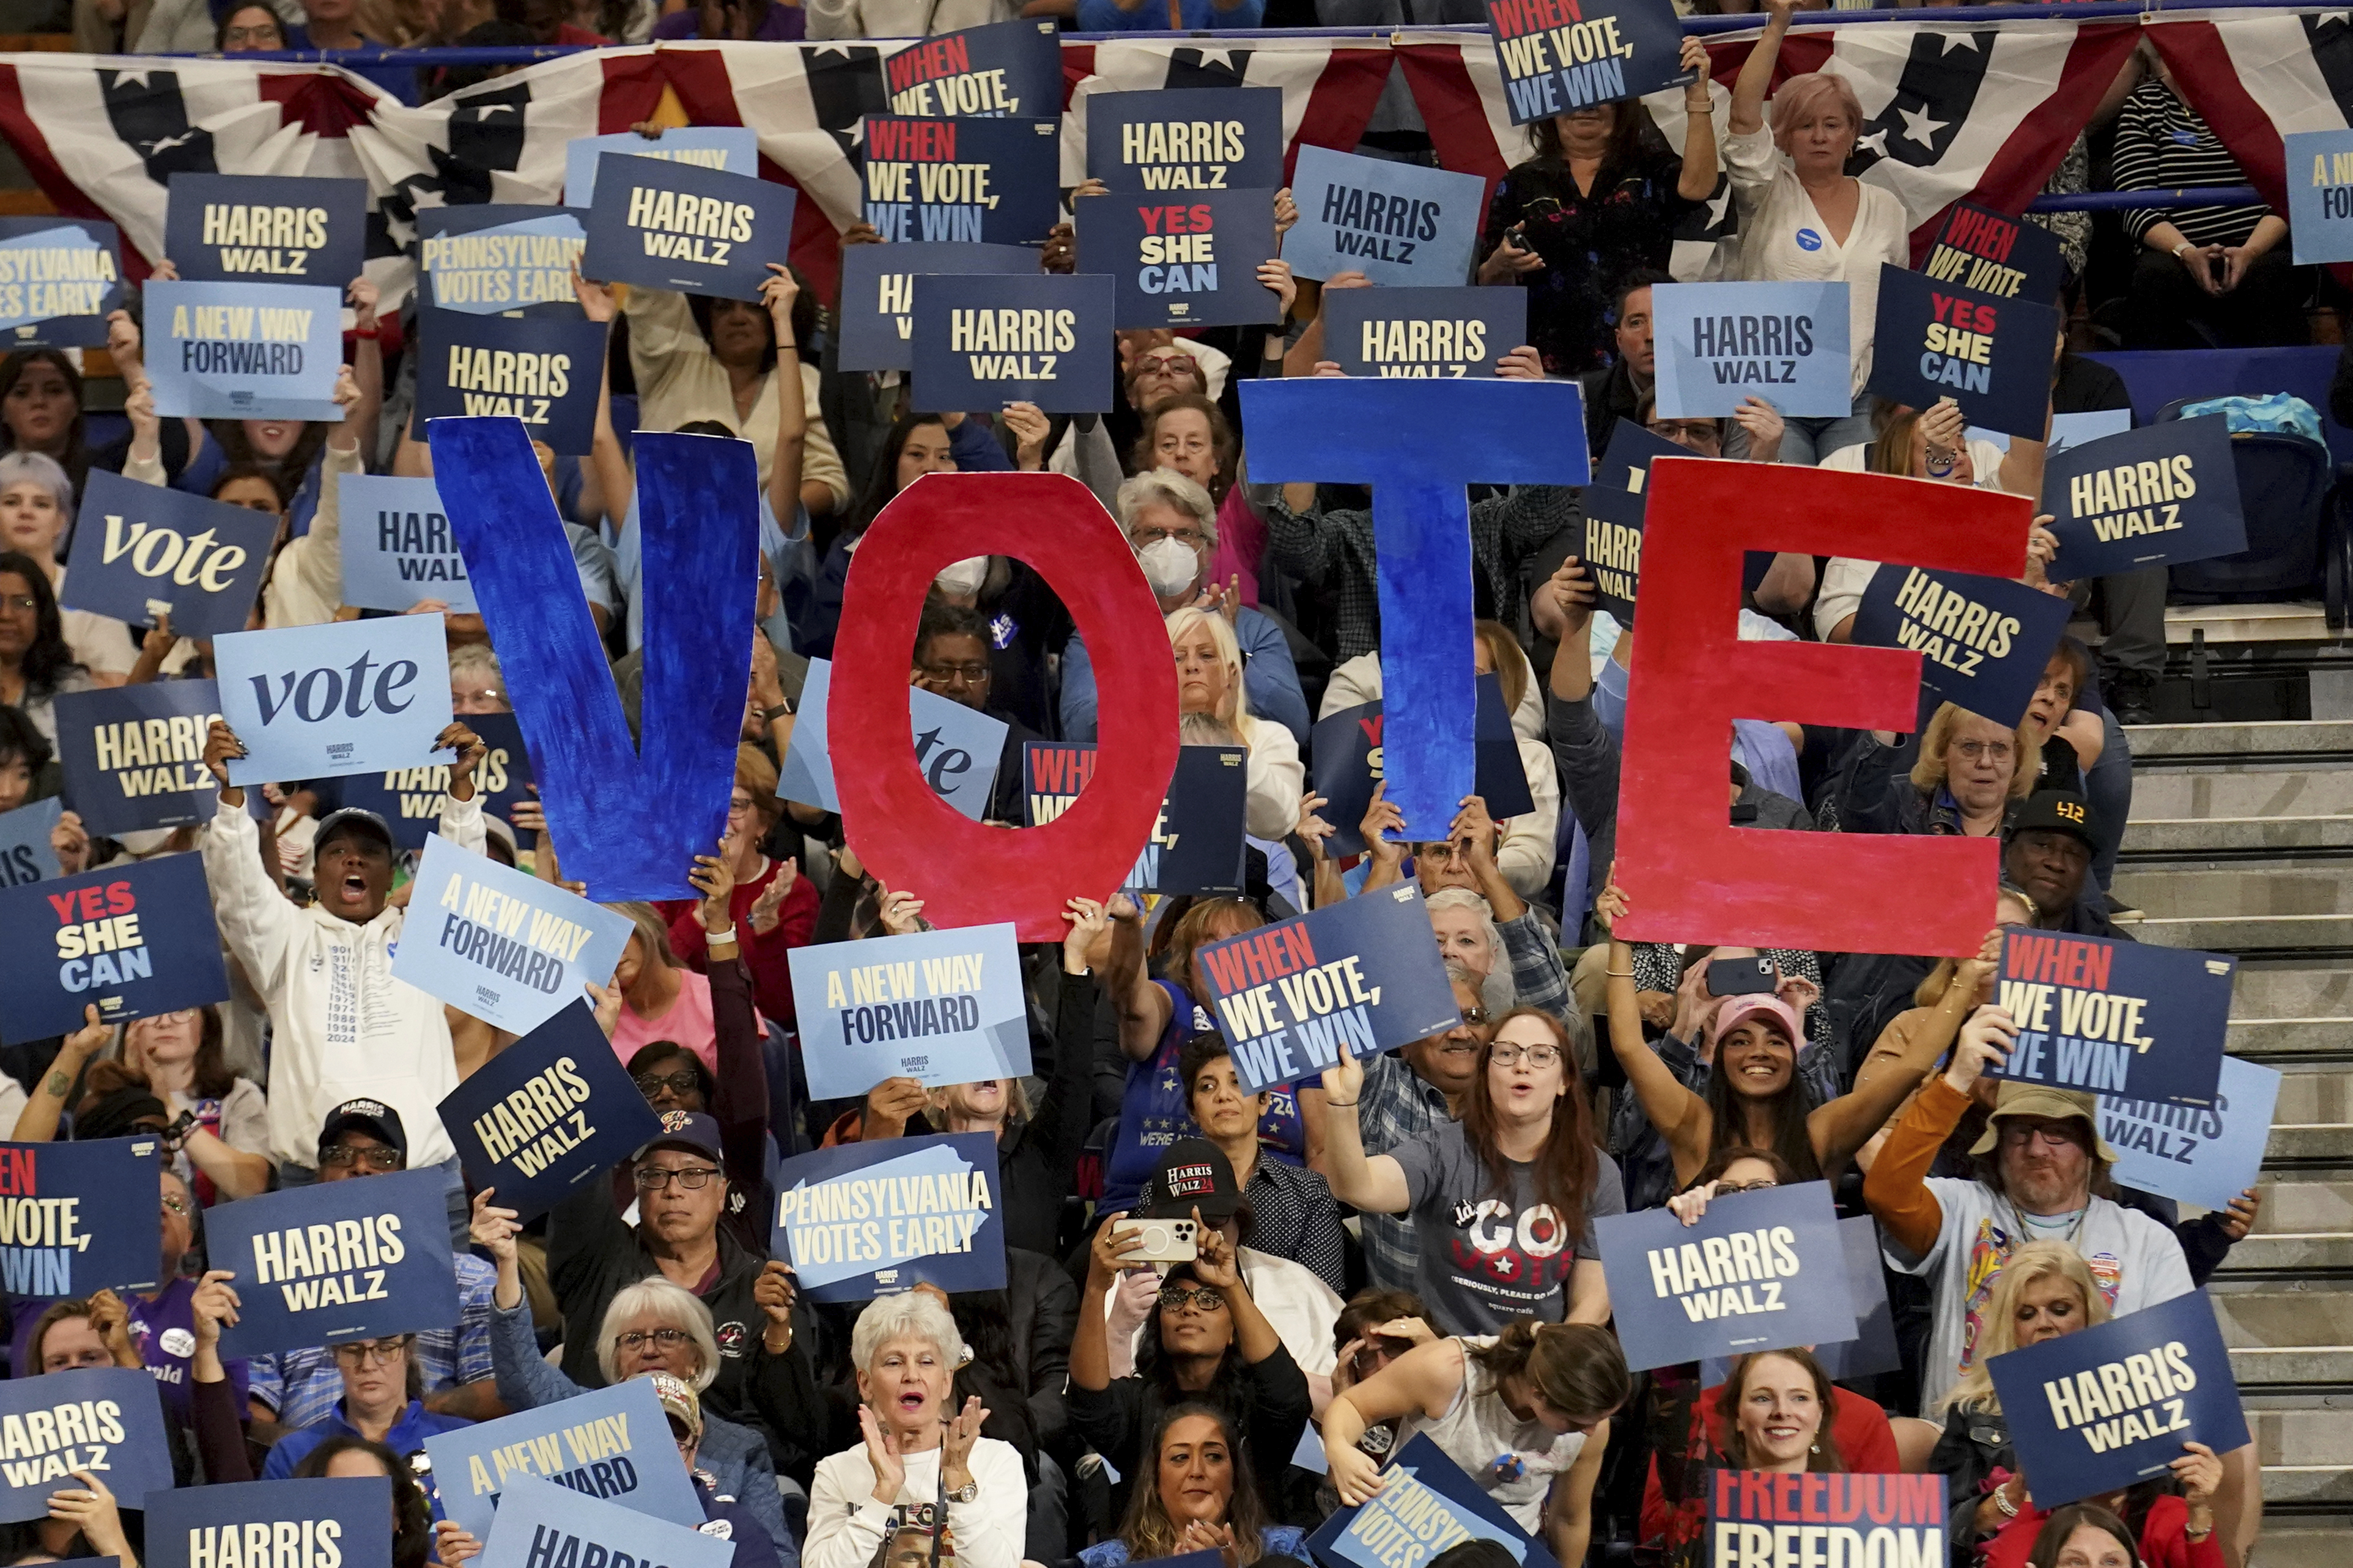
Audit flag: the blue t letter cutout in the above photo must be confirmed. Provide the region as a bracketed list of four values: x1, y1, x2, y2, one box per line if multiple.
[1239, 378, 1588, 836]
[427, 418, 756, 902]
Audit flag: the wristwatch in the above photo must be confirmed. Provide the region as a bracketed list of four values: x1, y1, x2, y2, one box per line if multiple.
[945, 1481, 978, 1504]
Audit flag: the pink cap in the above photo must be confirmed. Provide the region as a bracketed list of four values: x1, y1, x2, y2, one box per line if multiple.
[1710, 992, 1804, 1049]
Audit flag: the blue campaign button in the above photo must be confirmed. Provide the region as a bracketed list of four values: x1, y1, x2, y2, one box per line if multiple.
[1796, 227, 1824, 251]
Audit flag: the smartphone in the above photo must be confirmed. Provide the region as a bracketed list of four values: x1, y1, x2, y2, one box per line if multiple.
[1708, 957, 1776, 997]
[1114, 1216, 1199, 1264]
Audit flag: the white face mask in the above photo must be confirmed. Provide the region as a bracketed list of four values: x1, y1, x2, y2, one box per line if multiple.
[1136, 536, 1200, 598]
[934, 556, 988, 598]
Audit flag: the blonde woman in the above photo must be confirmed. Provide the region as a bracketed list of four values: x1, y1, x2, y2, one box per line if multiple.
[1838, 701, 2039, 839]
[1169, 605, 1301, 839]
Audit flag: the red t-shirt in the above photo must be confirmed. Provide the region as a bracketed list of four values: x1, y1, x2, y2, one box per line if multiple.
[1984, 1495, 2224, 1568]
[657, 856, 818, 1026]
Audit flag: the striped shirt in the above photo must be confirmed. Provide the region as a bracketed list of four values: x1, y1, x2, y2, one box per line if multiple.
[2113, 78, 2270, 248]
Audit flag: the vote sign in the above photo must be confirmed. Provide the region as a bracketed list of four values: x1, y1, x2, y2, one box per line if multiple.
[416, 305, 607, 455]
[563, 128, 758, 208]
[1306, 1435, 1563, 1568]
[339, 473, 478, 613]
[1324, 286, 1525, 378]
[1985, 1289, 2248, 1507]
[771, 1132, 1008, 1302]
[0, 799, 60, 888]
[0, 1138, 163, 1299]
[1085, 87, 1285, 193]
[1594, 1179, 1853, 1371]
[788, 923, 1030, 1101]
[2041, 416, 2245, 580]
[1991, 930, 2234, 1107]
[1924, 202, 2065, 304]
[836, 241, 1035, 373]
[778, 658, 1005, 822]
[0, 853, 230, 1042]
[1484, 0, 1691, 126]
[54, 681, 222, 838]
[583, 156, 797, 303]
[150, 1478, 392, 1568]
[1653, 281, 1852, 419]
[417, 205, 588, 318]
[884, 19, 1060, 118]
[911, 273, 1113, 415]
[438, 1002, 664, 1224]
[164, 173, 367, 287]
[2286, 129, 2353, 265]
[392, 833, 634, 1037]
[145, 280, 342, 422]
[0, 1366, 174, 1520]
[1081, 188, 1281, 331]
[215, 615, 454, 786]
[0, 217, 127, 348]
[860, 116, 1058, 247]
[1196, 883, 1463, 1095]
[424, 1374, 703, 1540]
[1286, 146, 1484, 287]
[2103, 1056, 2281, 1214]
[1307, 675, 1531, 859]
[331, 709, 536, 850]
[1866, 267, 2062, 440]
[207, 1168, 460, 1358]
[64, 469, 276, 638]
[1850, 563, 2072, 729]
[1704, 1471, 1943, 1568]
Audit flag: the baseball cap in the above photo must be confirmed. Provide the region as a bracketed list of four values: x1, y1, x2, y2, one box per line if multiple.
[312, 808, 397, 858]
[635, 1108, 725, 1165]
[2011, 790, 2097, 850]
[319, 1099, 408, 1161]
[645, 1370, 702, 1439]
[1708, 992, 1804, 1050]
[1968, 1081, 2119, 1163]
[1137, 1137, 1242, 1221]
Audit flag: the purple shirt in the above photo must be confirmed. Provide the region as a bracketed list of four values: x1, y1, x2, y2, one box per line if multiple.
[131, 1276, 251, 1424]
[651, 2, 803, 39]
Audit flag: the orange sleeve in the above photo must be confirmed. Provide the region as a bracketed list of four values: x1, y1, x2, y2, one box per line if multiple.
[1862, 1074, 1973, 1257]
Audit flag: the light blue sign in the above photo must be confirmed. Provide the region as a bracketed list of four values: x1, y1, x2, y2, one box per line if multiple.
[0, 798, 61, 888]
[1284, 145, 1485, 288]
[423, 1377, 706, 1542]
[339, 474, 477, 613]
[418, 208, 587, 316]
[1335, 1464, 1526, 1568]
[777, 657, 1005, 822]
[1969, 407, 2135, 455]
[770, 1132, 1008, 1299]
[215, 616, 454, 785]
[2288, 129, 2353, 265]
[2103, 1055, 2282, 1213]
[391, 833, 634, 1036]
[0, 219, 124, 343]
[478, 1473, 731, 1568]
[1654, 279, 1851, 419]
[787, 922, 1030, 1100]
[563, 129, 760, 208]
[144, 279, 343, 422]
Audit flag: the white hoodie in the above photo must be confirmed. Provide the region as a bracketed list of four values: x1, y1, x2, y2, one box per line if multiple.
[202, 789, 483, 1171]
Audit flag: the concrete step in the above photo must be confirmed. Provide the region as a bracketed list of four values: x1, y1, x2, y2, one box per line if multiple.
[2255, 1528, 2353, 1566]
[2233, 1017, 2353, 1061]
[2113, 867, 2353, 920]
[2127, 720, 2353, 761]
[2130, 769, 2353, 820]
[2231, 964, 2353, 1019]
[2275, 1075, 2352, 1127]
[2122, 817, 2353, 855]
[2213, 1287, 2353, 1348]
[2132, 912, 2353, 955]
[2233, 1346, 2353, 1385]
[2215, 1231, 2353, 1272]
[2266, 1122, 2353, 1164]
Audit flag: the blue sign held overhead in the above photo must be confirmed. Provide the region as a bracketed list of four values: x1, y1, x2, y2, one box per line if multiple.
[0, 1138, 163, 1300]
[1850, 563, 2074, 730]
[0, 218, 127, 347]
[339, 473, 476, 614]
[564, 128, 759, 209]
[582, 156, 799, 303]
[1923, 201, 2066, 304]
[860, 116, 1060, 246]
[144, 280, 344, 423]
[884, 18, 1061, 118]
[207, 1168, 460, 1358]
[1867, 266, 2063, 440]
[2286, 128, 2353, 265]
[1085, 87, 1285, 193]
[912, 273, 1113, 414]
[772, 1132, 1008, 1302]
[64, 469, 278, 639]
[1286, 146, 1485, 288]
[1483, 0, 1693, 126]
[415, 306, 607, 457]
[0, 853, 231, 1043]
[778, 658, 1006, 823]
[1324, 287, 1526, 379]
[392, 833, 635, 1037]
[424, 1377, 704, 1540]
[164, 173, 368, 287]
[788, 922, 1030, 1101]
[1992, 930, 2234, 1108]
[1306, 1435, 1563, 1568]
[2103, 1056, 2281, 1215]
[836, 241, 1036, 374]
[1653, 280, 1853, 420]
[438, 1001, 665, 1224]
[1079, 188, 1282, 332]
[1594, 1179, 1854, 1371]
[417, 205, 588, 317]
[0, 798, 62, 888]
[54, 682, 221, 840]
[0, 1366, 174, 1520]
[149, 1477, 393, 1568]
[215, 615, 454, 786]
[2041, 416, 2246, 581]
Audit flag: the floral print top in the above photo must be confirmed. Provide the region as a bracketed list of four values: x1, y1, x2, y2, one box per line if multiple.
[1479, 147, 1699, 376]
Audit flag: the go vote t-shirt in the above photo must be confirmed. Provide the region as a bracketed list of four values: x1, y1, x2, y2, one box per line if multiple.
[1388, 1121, 1626, 1334]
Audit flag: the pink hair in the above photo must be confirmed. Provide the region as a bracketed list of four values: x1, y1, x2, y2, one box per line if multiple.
[1769, 71, 1866, 155]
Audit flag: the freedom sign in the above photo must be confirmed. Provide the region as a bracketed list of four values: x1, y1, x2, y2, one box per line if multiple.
[912, 272, 1114, 416]
[418, 205, 588, 317]
[0, 1137, 163, 1299]
[778, 658, 1005, 823]
[1196, 883, 1462, 1095]
[1485, 0, 1691, 125]
[2041, 417, 2245, 581]
[416, 306, 605, 455]
[1923, 201, 2066, 304]
[1866, 267, 2063, 439]
[145, 280, 342, 423]
[1086, 87, 1285, 193]
[1985, 1290, 2249, 1507]
[54, 681, 222, 837]
[1992, 930, 2234, 1107]
[564, 128, 757, 208]
[392, 833, 634, 1037]
[149, 1478, 393, 1568]
[1593, 1179, 1853, 1372]
[0, 1366, 174, 1520]
[0, 799, 60, 888]
[0, 854, 230, 1042]
[477, 1474, 731, 1568]
[1850, 564, 2073, 729]
[2287, 129, 2353, 265]
[439, 1002, 664, 1224]
[1324, 286, 1525, 378]
[836, 241, 1034, 373]
[1080, 188, 1282, 331]
[165, 174, 366, 287]
[771, 1132, 1007, 1301]
[1704, 1471, 1944, 1568]
[860, 116, 1058, 247]
[215, 615, 454, 786]
[330, 709, 535, 850]
[207, 1168, 460, 1358]
[0, 217, 127, 347]
[884, 18, 1060, 118]
[788, 923, 1030, 1101]
[339, 474, 479, 613]
[1286, 146, 1484, 287]
[1653, 281, 1853, 419]
[64, 469, 276, 639]
[2102, 1056, 2281, 1214]
[1306, 1435, 1563, 1568]
[424, 1377, 703, 1540]
[583, 157, 797, 303]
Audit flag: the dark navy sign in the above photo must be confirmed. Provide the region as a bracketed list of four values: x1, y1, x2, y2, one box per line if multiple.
[0, 1138, 161, 1300]
[1197, 883, 1463, 1094]
[0, 1366, 174, 1521]
[2104, 1056, 2280, 1214]
[424, 1375, 703, 1539]
[837, 241, 1035, 373]
[1850, 564, 2073, 729]
[1485, 0, 1691, 125]
[1081, 188, 1281, 331]
[416, 306, 606, 455]
[1472, 672, 1535, 822]
[55, 682, 222, 838]
[1924, 201, 2065, 304]
[884, 19, 1060, 117]
[1653, 280, 1852, 419]
[208, 1169, 460, 1358]
[1598, 417, 1690, 491]
[1594, 1179, 1853, 1372]
[1986, 1290, 2249, 1507]
[1324, 286, 1524, 378]
[0, 855, 229, 1042]
[1306, 675, 1531, 859]
[0, 218, 127, 348]
[582, 157, 797, 303]
[339, 474, 477, 614]
[911, 273, 1113, 414]
[64, 469, 276, 639]
[149, 1477, 392, 1568]
[1132, 745, 1246, 894]
[1086, 87, 1284, 193]
[333, 709, 533, 849]
[1582, 483, 1646, 624]
[1307, 1435, 1563, 1568]
[0, 799, 60, 888]
[1286, 146, 1483, 288]
[1702, 1214, 1899, 1385]
[439, 1003, 663, 1224]
[2042, 416, 2245, 580]
[1705, 1470, 1943, 1568]
[772, 1132, 1008, 1303]
[861, 116, 1058, 246]
[165, 174, 368, 286]
[1867, 266, 2062, 440]
[417, 205, 587, 318]
[1992, 930, 2234, 1107]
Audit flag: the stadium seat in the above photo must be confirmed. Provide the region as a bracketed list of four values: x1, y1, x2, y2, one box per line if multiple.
[2148, 394, 2351, 630]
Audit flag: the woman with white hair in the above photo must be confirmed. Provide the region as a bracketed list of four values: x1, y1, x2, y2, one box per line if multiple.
[805, 1291, 1024, 1568]
[1169, 604, 1302, 841]
[0, 449, 148, 683]
[1424, 888, 1516, 1021]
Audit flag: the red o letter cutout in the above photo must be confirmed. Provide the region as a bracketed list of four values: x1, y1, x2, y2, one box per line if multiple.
[1614, 458, 2032, 959]
[832, 471, 1180, 941]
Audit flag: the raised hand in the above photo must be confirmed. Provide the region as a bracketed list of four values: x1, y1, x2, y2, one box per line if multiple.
[1062, 896, 1109, 974]
[755, 1259, 798, 1351]
[571, 261, 618, 323]
[1258, 257, 1297, 320]
[689, 845, 737, 935]
[749, 859, 796, 935]
[470, 1188, 520, 1263]
[435, 723, 487, 795]
[202, 718, 248, 789]
[189, 1268, 240, 1348]
[1494, 344, 1545, 381]
[858, 1404, 907, 1503]
[1087, 1210, 1148, 1289]
[1945, 1006, 2017, 1092]
[760, 262, 800, 337]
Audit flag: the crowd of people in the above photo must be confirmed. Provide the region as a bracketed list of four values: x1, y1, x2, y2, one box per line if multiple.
[0, 6, 2293, 1568]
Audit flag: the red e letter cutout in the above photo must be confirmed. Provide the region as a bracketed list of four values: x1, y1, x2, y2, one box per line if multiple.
[831, 472, 1180, 941]
[1614, 459, 2031, 959]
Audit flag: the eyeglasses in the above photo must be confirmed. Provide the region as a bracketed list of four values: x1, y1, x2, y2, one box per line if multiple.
[1713, 1180, 1780, 1196]
[726, 796, 759, 817]
[918, 662, 991, 686]
[161, 1194, 189, 1216]
[1130, 526, 1203, 548]
[1954, 740, 2015, 762]
[635, 1070, 702, 1096]
[2000, 1123, 2084, 1150]
[635, 1165, 722, 1191]
[0, 595, 37, 613]
[223, 22, 282, 41]
[613, 1327, 695, 1353]
[333, 1340, 408, 1366]
[322, 1145, 402, 1171]
[1457, 1007, 1493, 1027]
[1159, 1286, 1226, 1311]
[1134, 353, 1196, 377]
[1490, 1044, 1561, 1068]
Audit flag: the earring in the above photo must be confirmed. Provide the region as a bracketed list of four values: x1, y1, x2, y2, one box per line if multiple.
[1809, 1442, 1820, 1454]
